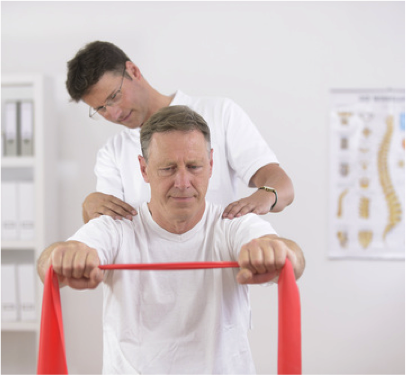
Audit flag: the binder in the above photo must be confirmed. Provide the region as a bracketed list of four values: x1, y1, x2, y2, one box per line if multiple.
[1, 264, 18, 322]
[4, 101, 19, 156]
[1, 132, 4, 156]
[17, 181, 35, 240]
[17, 264, 37, 321]
[19, 101, 34, 156]
[1, 181, 18, 240]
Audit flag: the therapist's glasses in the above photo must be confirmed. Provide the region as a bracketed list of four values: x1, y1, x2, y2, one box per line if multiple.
[89, 66, 126, 119]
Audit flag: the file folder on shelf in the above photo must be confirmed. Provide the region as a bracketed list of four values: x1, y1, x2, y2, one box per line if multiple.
[17, 264, 37, 321]
[4, 101, 19, 156]
[1, 181, 19, 240]
[18, 181, 35, 240]
[20, 101, 34, 156]
[1, 264, 18, 322]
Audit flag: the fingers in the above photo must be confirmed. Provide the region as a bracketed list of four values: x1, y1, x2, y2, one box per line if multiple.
[237, 236, 289, 285]
[222, 200, 255, 219]
[222, 190, 274, 219]
[98, 195, 137, 220]
[239, 239, 268, 274]
[66, 267, 104, 290]
[237, 269, 278, 285]
[84, 193, 137, 221]
[50, 241, 103, 289]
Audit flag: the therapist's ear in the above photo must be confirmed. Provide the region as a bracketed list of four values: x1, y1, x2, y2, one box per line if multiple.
[138, 155, 150, 183]
[126, 61, 142, 81]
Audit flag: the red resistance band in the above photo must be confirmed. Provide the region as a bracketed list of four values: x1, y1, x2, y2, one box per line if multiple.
[37, 260, 301, 374]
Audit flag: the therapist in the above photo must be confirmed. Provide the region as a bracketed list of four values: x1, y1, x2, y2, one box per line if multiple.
[66, 41, 294, 223]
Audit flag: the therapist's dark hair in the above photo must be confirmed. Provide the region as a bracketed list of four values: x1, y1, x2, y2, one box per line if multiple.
[66, 41, 130, 102]
[140, 105, 211, 162]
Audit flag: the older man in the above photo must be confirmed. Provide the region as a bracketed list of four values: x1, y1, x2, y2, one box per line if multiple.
[37, 105, 304, 374]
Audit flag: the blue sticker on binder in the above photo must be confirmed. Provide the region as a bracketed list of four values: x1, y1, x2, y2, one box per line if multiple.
[400, 112, 405, 131]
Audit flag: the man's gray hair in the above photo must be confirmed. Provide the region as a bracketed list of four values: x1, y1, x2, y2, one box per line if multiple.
[140, 105, 211, 162]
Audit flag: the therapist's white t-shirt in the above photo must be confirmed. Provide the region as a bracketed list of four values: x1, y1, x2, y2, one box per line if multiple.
[68, 201, 277, 374]
[95, 91, 278, 207]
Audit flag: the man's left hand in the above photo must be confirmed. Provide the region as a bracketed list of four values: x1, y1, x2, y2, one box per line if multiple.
[236, 235, 298, 285]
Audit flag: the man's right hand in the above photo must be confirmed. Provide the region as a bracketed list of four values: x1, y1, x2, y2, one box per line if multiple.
[37, 241, 104, 290]
[82, 192, 137, 223]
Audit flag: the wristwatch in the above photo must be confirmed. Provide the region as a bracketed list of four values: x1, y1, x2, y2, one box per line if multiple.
[258, 186, 278, 211]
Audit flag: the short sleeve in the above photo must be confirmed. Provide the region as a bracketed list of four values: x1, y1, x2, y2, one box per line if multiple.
[222, 213, 277, 260]
[95, 141, 124, 200]
[67, 216, 122, 265]
[223, 99, 279, 186]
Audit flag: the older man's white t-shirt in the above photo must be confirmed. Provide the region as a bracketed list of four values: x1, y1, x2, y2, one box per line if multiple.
[68, 201, 277, 374]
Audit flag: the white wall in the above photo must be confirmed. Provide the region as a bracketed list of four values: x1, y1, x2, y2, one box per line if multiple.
[2, 2, 404, 374]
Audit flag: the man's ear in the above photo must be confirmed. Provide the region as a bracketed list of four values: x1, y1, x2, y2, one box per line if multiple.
[138, 155, 150, 183]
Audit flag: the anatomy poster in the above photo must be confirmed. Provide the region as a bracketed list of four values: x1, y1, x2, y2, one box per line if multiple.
[329, 89, 405, 259]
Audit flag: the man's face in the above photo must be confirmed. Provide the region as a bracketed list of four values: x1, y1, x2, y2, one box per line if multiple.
[82, 63, 153, 129]
[139, 130, 213, 226]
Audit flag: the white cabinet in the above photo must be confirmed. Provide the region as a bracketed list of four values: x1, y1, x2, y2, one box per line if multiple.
[1, 75, 58, 373]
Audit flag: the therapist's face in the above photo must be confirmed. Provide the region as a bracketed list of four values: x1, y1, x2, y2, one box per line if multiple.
[82, 61, 156, 129]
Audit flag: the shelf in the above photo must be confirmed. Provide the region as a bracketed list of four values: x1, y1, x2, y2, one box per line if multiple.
[1, 74, 56, 372]
[1, 241, 37, 250]
[1, 75, 41, 88]
[1, 157, 35, 168]
[1, 321, 39, 332]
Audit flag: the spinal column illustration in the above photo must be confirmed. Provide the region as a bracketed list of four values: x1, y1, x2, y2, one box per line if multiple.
[377, 116, 402, 239]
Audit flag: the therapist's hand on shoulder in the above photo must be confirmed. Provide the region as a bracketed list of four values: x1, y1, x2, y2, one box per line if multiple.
[222, 164, 295, 219]
[82, 192, 137, 223]
[236, 234, 304, 285]
[222, 189, 275, 219]
[37, 241, 104, 290]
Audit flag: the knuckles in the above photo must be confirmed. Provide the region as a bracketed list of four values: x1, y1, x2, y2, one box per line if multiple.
[250, 258, 264, 268]
[52, 242, 98, 279]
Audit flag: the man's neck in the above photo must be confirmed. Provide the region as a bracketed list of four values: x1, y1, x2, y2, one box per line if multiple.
[147, 202, 205, 235]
